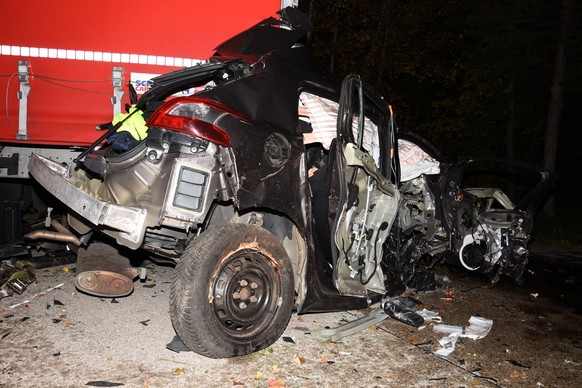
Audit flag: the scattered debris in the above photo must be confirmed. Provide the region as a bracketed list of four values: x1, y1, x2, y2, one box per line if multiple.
[506, 359, 531, 368]
[85, 381, 125, 387]
[9, 300, 29, 309]
[434, 316, 493, 340]
[34, 283, 64, 298]
[493, 304, 511, 312]
[417, 309, 442, 323]
[434, 333, 460, 357]
[407, 272, 440, 291]
[433, 316, 493, 357]
[282, 336, 295, 344]
[308, 308, 388, 342]
[0, 261, 36, 297]
[383, 297, 425, 327]
[166, 335, 191, 353]
[142, 280, 156, 289]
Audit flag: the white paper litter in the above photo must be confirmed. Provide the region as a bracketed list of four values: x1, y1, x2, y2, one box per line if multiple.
[434, 316, 493, 356]
[417, 308, 442, 323]
[434, 333, 460, 357]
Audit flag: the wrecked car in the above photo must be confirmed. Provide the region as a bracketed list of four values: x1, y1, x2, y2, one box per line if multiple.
[27, 8, 552, 358]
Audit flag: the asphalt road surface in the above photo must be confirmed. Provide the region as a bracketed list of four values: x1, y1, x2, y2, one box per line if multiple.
[1, 245, 581, 387]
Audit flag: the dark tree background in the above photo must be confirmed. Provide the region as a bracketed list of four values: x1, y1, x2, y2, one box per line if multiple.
[299, 0, 582, 229]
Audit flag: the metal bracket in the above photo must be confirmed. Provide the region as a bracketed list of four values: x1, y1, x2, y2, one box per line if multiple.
[17, 61, 30, 140]
[111, 66, 124, 116]
[307, 308, 388, 342]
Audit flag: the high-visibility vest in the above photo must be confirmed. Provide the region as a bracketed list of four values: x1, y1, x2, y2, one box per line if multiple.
[112, 106, 148, 141]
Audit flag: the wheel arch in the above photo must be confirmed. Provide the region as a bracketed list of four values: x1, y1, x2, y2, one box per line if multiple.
[206, 202, 309, 308]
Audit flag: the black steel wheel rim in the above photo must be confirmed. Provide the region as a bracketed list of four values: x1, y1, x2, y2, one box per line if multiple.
[211, 248, 281, 338]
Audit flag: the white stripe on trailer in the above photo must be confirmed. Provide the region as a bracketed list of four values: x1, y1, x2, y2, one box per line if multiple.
[1, 44, 202, 67]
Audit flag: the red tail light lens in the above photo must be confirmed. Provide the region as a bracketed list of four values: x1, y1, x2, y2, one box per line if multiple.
[146, 97, 248, 147]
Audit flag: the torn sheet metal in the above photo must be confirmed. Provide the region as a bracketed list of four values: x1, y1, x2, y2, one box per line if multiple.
[308, 308, 388, 342]
[0, 261, 36, 297]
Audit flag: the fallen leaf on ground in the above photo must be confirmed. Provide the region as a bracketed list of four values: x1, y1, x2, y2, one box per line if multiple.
[291, 354, 305, 365]
[510, 370, 527, 378]
[173, 368, 185, 376]
[268, 379, 285, 387]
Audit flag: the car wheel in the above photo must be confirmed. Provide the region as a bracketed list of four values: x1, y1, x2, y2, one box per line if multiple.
[170, 223, 295, 358]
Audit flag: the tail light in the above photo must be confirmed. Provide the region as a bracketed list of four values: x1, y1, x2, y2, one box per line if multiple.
[146, 97, 249, 147]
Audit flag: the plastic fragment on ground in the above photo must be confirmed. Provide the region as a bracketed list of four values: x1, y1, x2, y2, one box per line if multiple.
[383, 298, 425, 327]
[417, 308, 442, 323]
[434, 316, 493, 357]
[85, 381, 125, 387]
[282, 336, 295, 344]
[434, 333, 460, 357]
[166, 335, 191, 353]
[433, 316, 493, 340]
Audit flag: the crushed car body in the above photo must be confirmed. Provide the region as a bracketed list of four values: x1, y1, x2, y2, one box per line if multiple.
[27, 7, 552, 358]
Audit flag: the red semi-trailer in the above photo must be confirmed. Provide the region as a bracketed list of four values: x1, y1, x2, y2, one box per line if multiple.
[0, 0, 293, 250]
[0, 0, 292, 178]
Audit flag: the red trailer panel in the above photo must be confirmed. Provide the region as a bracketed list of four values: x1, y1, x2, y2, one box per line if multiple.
[1, 0, 284, 147]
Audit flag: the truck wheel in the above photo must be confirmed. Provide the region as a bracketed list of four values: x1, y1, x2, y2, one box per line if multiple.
[170, 223, 294, 358]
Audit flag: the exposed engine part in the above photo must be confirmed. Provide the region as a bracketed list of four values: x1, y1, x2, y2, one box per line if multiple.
[24, 219, 83, 247]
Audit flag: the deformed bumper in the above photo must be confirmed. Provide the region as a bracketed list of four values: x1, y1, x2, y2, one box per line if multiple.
[28, 153, 147, 246]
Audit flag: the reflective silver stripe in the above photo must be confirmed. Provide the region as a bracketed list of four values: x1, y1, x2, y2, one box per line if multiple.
[1, 44, 203, 67]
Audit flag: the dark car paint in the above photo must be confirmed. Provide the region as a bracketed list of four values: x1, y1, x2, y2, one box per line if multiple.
[137, 10, 372, 312]
[76, 7, 552, 313]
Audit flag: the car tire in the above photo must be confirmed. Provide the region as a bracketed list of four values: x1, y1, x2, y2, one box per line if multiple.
[170, 223, 295, 358]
